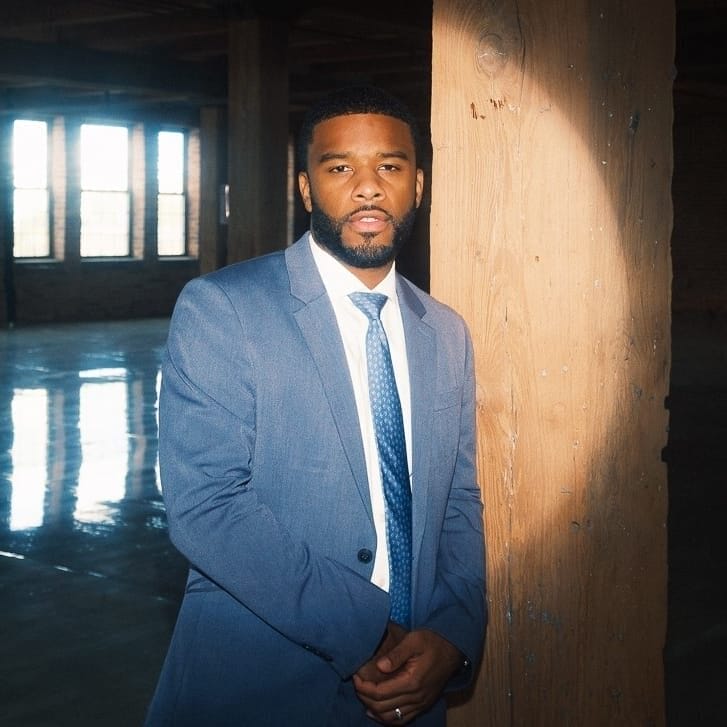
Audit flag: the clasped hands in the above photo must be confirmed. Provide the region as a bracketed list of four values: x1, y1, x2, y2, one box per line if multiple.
[353, 622, 463, 725]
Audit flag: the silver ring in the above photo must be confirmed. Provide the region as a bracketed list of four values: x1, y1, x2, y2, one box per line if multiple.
[394, 707, 403, 721]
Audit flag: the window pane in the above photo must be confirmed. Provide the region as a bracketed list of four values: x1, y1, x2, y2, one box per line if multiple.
[80, 125, 129, 256]
[81, 124, 128, 191]
[80, 191, 129, 256]
[13, 120, 50, 258]
[13, 120, 48, 188]
[157, 194, 185, 256]
[158, 131, 184, 194]
[13, 189, 50, 257]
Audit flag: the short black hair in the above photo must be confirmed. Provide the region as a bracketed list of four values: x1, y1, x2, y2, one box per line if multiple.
[295, 85, 421, 173]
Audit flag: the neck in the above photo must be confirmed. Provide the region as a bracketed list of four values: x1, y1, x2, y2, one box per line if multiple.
[347, 261, 394, 289]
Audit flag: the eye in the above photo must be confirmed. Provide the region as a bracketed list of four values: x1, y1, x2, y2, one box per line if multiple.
[329, 164, 352, 174]
[378, 163, 401, 173]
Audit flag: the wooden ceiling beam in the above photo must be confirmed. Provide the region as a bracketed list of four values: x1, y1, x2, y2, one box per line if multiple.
[0, 38, 226, 101]
[0, 0, 148, 30]
[50, 9, 229, 48]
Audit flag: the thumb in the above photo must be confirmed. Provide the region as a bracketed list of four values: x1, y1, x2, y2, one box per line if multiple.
[376, 640, 411, 674]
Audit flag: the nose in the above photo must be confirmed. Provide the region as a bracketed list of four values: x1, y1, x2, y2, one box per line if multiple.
[352, 168, 384, 202]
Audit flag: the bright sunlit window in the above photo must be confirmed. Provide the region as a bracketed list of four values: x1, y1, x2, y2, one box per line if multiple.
[157, 130, 186, 256]
[80, 123, 130, 257]
[10, 118, 198, 264]
[12, 120, 50, 258]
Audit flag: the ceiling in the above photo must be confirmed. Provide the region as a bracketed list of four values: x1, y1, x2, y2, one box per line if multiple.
[0, 0, 724, 126]
[0, 0, 432, 124]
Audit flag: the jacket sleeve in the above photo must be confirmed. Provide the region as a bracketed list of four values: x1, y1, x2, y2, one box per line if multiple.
[420, 324, 487, 690]
[158, 275, 390, 678]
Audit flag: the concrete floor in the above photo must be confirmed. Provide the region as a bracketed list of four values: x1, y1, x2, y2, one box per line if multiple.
[0, 313, 723, 726]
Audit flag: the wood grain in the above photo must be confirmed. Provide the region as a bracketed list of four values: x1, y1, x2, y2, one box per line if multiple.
[431, 1, 673, 724]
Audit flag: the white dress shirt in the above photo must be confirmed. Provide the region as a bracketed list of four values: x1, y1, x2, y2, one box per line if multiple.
[308, 233, 412, 593]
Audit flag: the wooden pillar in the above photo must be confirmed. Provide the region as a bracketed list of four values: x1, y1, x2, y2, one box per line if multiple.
[227, 17, 288, 263]
[431, 1, 673, 725]
[199, 107, 227, 274]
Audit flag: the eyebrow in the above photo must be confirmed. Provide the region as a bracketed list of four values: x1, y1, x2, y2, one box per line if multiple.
[316, 150, 411, 164]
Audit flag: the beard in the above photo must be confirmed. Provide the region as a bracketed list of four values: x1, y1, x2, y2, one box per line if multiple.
[310, 199, 418, 269]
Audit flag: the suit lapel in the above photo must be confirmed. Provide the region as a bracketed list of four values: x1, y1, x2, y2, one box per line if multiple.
[285, 238, 373, 522]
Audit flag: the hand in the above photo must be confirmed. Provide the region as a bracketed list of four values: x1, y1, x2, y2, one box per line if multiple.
[356, 621, 408, 684]
[353, 628, 463, 724]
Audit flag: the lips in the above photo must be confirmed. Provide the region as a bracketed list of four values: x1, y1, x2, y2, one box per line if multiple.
[347, 208, 391, 234]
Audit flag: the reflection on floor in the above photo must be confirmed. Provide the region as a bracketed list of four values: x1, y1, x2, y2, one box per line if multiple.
[0, 314, 723, 726]
[0, 319, 187, 726]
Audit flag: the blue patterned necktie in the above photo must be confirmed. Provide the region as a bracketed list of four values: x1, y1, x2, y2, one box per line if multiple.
[349, 291, 412, 627]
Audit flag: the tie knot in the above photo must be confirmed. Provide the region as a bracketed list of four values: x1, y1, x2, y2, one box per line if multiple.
[349, 291, 388, 321]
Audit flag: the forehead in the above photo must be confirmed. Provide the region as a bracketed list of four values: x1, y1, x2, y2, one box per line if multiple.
[309, 113, 415, 156]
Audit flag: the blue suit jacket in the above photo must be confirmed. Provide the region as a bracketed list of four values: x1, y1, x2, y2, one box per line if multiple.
[146, 236, 486, 726]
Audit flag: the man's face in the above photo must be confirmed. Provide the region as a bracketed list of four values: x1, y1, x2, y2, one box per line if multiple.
[298, 113, 424, 270]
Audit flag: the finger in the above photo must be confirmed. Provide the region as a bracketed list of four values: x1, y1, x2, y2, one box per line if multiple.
[354, 668, 413, 701]
[387, 705, 416, 725]
[355, 691, 423, 722]
[363, 706, 407, 725]
[355, 661, 387, 683]
[376, 638, 417, 674]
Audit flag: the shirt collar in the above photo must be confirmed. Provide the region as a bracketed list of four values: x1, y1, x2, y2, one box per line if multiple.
[308, 232, 398, 303]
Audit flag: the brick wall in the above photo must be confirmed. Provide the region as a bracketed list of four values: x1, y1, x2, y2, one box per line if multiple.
[11, 259, 198, 324]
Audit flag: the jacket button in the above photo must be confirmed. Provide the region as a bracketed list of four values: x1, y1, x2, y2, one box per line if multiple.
[357, 548, 373, 563]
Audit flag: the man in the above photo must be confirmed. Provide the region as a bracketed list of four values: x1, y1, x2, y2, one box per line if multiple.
[146, 85, 486, 726]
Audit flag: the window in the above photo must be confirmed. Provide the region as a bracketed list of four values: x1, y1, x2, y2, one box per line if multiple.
[80, 123, 130, 257]
[9, 118, 198, 264]
[157, 130, 186, 256]
[12, 120, 50, 258]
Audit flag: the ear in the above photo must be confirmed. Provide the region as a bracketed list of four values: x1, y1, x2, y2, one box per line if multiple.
[414, 168, 424, 208]
[298, 171, 313, 213]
